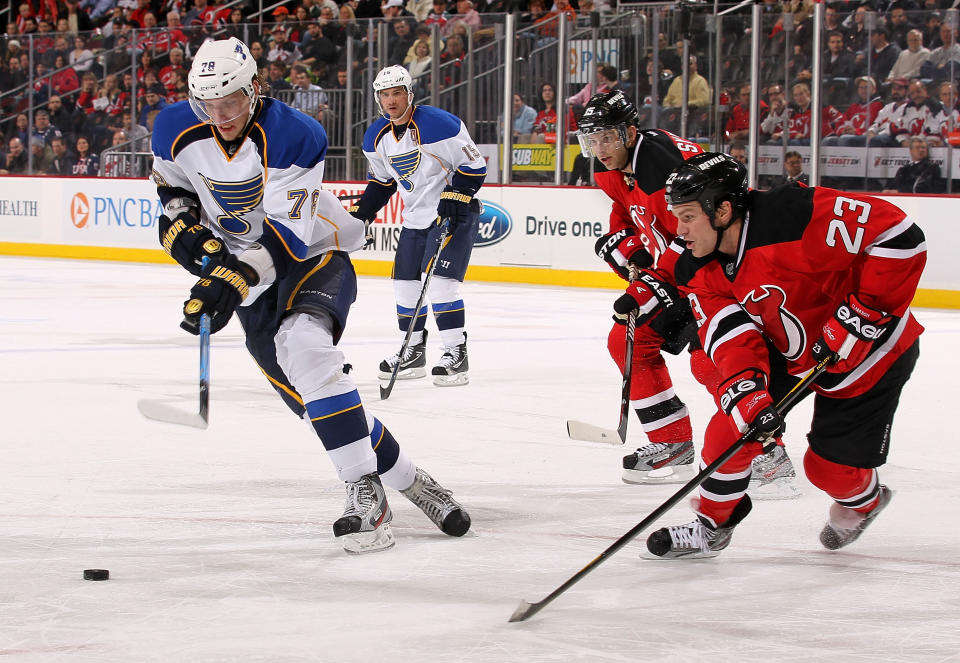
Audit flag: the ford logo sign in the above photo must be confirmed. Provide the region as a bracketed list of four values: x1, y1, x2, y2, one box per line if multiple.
[475, 200, 512, 247]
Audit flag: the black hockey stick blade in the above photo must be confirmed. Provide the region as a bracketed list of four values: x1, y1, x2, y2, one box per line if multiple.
[380, 220, 450, 400]
[509, 355, 834, 623]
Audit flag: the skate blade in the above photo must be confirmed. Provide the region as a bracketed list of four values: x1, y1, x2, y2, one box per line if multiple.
[377, 368, 426, 381]
[641, 548, 721, 561]
[339, 524, 396, 554]
[622, 464, 696, 485]
[433, 373, 469, 387]
[749, 477, 802, 501]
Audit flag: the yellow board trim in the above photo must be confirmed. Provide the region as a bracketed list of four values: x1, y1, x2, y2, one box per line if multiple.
[3, 243, 959, 310]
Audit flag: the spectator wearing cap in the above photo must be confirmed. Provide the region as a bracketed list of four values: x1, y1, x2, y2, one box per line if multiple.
[869, 27, 901, 82]
[29, 134, 52, 174]
[268, 24, 301, 64]
[382, 0, 406, 20]
[138, 83, 168, 128]
[882, 135, 944, 193]
[888, 29, 930, 81]
[838, 76, 909, 147]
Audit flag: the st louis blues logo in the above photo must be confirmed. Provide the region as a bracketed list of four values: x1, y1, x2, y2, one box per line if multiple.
[200, 173, 263, 234]
[388, 149, 421, 192]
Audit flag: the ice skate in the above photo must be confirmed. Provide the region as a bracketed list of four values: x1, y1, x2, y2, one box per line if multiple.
[646, 495, 753, 559]
[432, 333, 469, 386]
[819, 485, 893, 551]
[379, 330, 427, 380]
[622, 440, 695, 484]
[333, 473, 395, 554]
[748, 444, 802, 500]
[400, 467, 471, 536]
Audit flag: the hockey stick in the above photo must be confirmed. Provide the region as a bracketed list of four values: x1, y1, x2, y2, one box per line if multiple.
[337, 193, 363, 201]
[137, 258, 211, 429]
[509, 354, 835, 623]
[379, 219, 451, 400]
[567, 266, 640, 445]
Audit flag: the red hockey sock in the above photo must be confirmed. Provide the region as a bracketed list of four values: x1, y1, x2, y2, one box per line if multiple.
[803, 448, 879, 513]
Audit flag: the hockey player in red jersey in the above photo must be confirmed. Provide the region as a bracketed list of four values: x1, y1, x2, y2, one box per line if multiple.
[577, 91, 798, 493]
[646, 153, 925, 558]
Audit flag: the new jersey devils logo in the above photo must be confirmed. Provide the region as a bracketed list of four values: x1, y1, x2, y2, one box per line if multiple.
[740, 285, 806, 360]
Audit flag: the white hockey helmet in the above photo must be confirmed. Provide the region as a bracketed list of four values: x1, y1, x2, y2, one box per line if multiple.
[372, 65, 413, 118]
[188, 37, 259, 124]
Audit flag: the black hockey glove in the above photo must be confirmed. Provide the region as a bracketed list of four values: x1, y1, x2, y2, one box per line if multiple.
[348, 205, 376, 247]
[181, 255, 251, 335]
[158, 211, 228, 276]
[594, 228, 653, 279]
[437, 186, 473, 226]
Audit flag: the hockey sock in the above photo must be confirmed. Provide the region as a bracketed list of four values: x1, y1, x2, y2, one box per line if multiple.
[803, 448, 881, 512]
[306, 390, 376, 482]
[397, 303, 428, 338]
[431, 299, 466, 347]
[368, 415, 417, 490]
[697, 413, 762, 524]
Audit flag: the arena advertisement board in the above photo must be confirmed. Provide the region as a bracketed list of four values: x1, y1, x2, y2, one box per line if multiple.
[757, 145, 958, 179]
[0, 176, 957, 305]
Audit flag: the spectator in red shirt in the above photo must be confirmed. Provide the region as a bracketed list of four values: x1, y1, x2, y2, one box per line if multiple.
[530, 81, 578, 144]
[725, 82, 768, 142]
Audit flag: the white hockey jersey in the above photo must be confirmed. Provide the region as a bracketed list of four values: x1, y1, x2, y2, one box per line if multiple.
[151, 98, 365, 291]
[361, 105, 486, 230]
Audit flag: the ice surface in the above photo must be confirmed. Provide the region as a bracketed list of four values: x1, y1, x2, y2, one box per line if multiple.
[1, 256, 958, 662]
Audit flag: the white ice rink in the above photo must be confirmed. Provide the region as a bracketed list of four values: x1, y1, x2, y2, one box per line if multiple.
[2, 255, 959, 662]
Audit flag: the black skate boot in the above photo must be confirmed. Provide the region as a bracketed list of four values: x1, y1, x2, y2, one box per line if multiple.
[646, 495, 753, 559]
[431, 333, 469, 386]
[379, 330, 427, 380]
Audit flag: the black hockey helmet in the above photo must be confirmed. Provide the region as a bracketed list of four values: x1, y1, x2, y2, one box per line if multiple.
[665, 152, 748, 229]
[576, 89, 640, 158]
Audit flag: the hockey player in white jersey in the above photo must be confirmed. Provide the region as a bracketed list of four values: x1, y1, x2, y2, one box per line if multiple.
[350, 65, 486, 386]
[150, 37, 470, 554]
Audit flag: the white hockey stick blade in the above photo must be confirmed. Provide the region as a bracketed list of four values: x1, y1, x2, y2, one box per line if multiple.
[137, 399, 209, 429]
[566, 420, 622, 445]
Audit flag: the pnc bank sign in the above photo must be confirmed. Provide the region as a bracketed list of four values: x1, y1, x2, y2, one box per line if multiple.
[69, 191, 162, 229]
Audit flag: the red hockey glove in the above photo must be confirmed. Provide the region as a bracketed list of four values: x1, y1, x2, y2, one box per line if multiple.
[717, 369, 783, 440]
[613, 269, 681, 324]
[594, 228, 653, 279]
[812, 294, 893, 374]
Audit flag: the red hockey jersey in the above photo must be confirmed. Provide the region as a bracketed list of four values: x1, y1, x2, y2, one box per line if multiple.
[594, 129, 703, 281]
[677, 185, 926, 398]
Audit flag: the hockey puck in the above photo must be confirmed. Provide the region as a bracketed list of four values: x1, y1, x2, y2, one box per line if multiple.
[83, 569, 109, 581]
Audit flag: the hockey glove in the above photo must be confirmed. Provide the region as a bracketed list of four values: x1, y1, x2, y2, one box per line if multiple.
[718, 368, 783, 440]
[612, 269, 681, 324]
[158, 211, 227, 276]
[348, 205, 376, 247]
[594, 228, 653, 279]
[181, 256, 251, 335]
[437, 186, 473, 226]
[812, 294, 893, 374]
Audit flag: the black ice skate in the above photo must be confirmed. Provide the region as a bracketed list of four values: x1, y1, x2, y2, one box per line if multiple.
[622, 440, 695, 484]
[819, 485, 893, 551]
[401, 467, 471, 536]
[646, 495, 753, 559]
[333, 473, 395, 554]
[379, 330, 427, 380]
[748, 444, 801, 500]
[431, 333, 469, 386]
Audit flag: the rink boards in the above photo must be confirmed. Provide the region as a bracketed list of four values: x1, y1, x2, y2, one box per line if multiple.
[0, 175, 957, 308]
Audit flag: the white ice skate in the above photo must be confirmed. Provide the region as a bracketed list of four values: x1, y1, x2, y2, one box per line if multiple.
[379, 330, 427, 380]
[432, 333, 469, 386]
[333, 473, 395, 554]
[748, 444, 802, 500]
[622, 441, 695, 484]
[819, 485, 893, 550]
[400, 468, 471, 536]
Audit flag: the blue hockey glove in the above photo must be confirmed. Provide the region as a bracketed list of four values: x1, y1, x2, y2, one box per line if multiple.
[437, 186, 473, 226]
[181, 256, 250, 335]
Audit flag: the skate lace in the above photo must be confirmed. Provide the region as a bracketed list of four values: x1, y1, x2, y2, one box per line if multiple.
[385, 342, 419, 368]
[343, 478, 376, 517]
[669, 520, 713, 553]
[435, 346, 462, 369]
[405, 472, 456, 523]
[637, 443, 670, 458]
